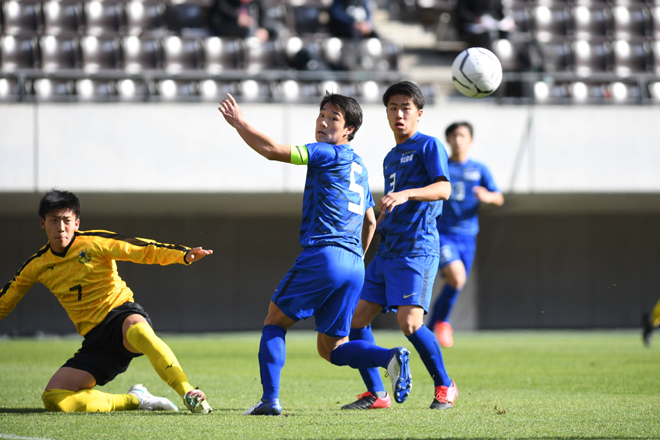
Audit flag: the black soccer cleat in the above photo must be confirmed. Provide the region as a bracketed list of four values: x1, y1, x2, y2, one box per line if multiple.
[341, 391, 391, 410]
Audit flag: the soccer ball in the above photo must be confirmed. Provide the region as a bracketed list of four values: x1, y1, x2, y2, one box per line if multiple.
[451, 47, 503, 98]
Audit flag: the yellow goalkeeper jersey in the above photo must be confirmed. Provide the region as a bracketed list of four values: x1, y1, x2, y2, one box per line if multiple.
[0, 230, 191, 336]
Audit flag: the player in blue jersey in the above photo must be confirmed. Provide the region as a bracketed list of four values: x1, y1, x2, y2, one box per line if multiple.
[341, 81, 457, 411]
[218, 92, 413, 415]
[430, 122, 504, 348]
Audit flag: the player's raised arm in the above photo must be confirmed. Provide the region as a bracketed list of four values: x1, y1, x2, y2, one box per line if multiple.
[218, 93, 291, 163]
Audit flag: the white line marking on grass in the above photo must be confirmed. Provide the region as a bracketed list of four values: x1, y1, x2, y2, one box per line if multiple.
[0, 434, 57, 440]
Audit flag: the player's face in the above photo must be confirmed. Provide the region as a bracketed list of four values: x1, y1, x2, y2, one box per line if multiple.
[446, 125, 473, 159]
[315, 103, 353, 145]
[41, 208, 80, 253]
[386, 94, 423, 144]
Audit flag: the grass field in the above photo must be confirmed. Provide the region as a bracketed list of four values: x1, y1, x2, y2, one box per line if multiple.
[1, 330, 659, 440]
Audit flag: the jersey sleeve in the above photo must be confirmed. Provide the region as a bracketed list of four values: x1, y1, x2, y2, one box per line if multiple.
[83, 231, 192, 266]
[422, 137, 451, 183]
[480, 163, 500, 193]
[305, 142, 338, 168]
[0, 252, 40, 322]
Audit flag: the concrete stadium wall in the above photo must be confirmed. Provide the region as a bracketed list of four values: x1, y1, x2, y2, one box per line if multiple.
[2, 102, 660, 334]
[2, 102, 660, 195]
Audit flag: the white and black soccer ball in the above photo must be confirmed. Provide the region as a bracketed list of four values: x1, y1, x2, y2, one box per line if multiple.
[451, 47, 503, 98]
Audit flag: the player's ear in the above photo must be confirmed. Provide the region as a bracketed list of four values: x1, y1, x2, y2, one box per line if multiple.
[74, 217, 81, 230]
[40, 218, 46, 230]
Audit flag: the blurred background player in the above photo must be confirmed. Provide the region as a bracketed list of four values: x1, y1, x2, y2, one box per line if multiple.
[430, 122, 504, 348]
[342, 81, 456, 411]
[328, 0, 379, 39]
[0, 190, 213, 413]
[218, 92, 412, 416]
[454, 0, 515, 52]
[642, 300, 660, 346]
[210, 0, 284, 41]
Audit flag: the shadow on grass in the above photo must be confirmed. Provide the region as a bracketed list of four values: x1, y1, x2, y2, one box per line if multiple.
[0, 408, 48, 414]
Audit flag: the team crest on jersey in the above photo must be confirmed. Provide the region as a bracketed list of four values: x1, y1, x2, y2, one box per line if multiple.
[400, 151, 415, 164]
[77, 249, 92, 264]
[464, 169, 481, 181]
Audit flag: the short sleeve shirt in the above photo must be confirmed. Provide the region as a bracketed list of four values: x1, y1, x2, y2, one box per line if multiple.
[298, 142, 375, 257]
[377, 131, 450, 258]
[438, 159, 499, 236]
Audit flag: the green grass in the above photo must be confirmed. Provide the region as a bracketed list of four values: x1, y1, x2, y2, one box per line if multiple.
[1, 330, 659, 439]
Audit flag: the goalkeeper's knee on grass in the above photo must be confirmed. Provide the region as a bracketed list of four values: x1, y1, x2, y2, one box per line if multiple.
[125, 322, 193, 397]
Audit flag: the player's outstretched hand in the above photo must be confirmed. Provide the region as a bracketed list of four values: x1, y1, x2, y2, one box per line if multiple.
[186, 247, 213, 263]
[218, 93, 244, 128]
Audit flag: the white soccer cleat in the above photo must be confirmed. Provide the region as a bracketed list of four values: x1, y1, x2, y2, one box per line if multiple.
[128, 384, 179, 411]
[184, 388, 213, 414]
[386, 347, 412, 404]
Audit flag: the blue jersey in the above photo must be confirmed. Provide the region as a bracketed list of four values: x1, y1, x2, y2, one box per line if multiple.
[438, 159, 499, 236]
[377, 131, 450, 258]
[298, 142, 375, 257]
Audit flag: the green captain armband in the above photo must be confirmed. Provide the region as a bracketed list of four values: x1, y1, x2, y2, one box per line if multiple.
[290, 144, 309, 165]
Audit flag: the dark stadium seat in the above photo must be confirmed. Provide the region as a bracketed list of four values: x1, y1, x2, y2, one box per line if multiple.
[573, 40, 611, 75]
[75, 78, 117, 100]
[0, 77, 30, 101]
[243, 38, 286, 72]
[203, 36, 243, 73]
[648, 81, 660, 102]
[609, 81, 641, 103]
[539, 40, 574, 72]
[164, 3, 213, 37]
[117, 77, 150, 101]
[33, 78, 74, 100]
[534, 5, 570, 42]
[163, 36, 202, 72]
[652, 5, 660, 40]
[43, 1, 83, 37]
[357, 38, 400, 71]
[1, 35, 39, 70]
[81, 36, 121, 72]
[198, 79, 238, 101]
[612, 39, 650, 76]
[238, 79, 271, 101]
[157, 79, 198, 100]
[125, 1, 166, 37]
[651, 40, 660, 75]
[572, 6, 612, 40]
[275, 79, 320, 102]
[2, 1, 43, 36]
[84, 1, 126, 37]
[612, 5, 650, 40]
[40, 35, 80, 71]
[122, 36, 162, 72]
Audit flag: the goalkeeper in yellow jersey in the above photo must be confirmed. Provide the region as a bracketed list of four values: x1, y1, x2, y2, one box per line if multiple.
[0, 189, 213, 414]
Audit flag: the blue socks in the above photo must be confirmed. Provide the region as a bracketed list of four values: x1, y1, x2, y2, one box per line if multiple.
[339, 326, 387, 393]
[259, 325, 287, 400]
[330, 339, 391, 369]
[430, 284, 460, 324]
[406, 325, 452, 387]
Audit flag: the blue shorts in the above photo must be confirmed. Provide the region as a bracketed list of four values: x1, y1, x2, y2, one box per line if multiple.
[272, 245, 364, 338]
[439, 233, 477, 275]
[361, 254, 439, 314]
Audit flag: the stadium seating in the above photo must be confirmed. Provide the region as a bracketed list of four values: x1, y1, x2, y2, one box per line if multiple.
[43, 1, 83, 37]
[1, 0, 656, 103]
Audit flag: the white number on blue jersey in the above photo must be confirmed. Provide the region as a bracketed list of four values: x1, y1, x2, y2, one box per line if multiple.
[348, 162, 365, 215]
[387, 172, 396, 194]
[452, 181, 465, 201]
